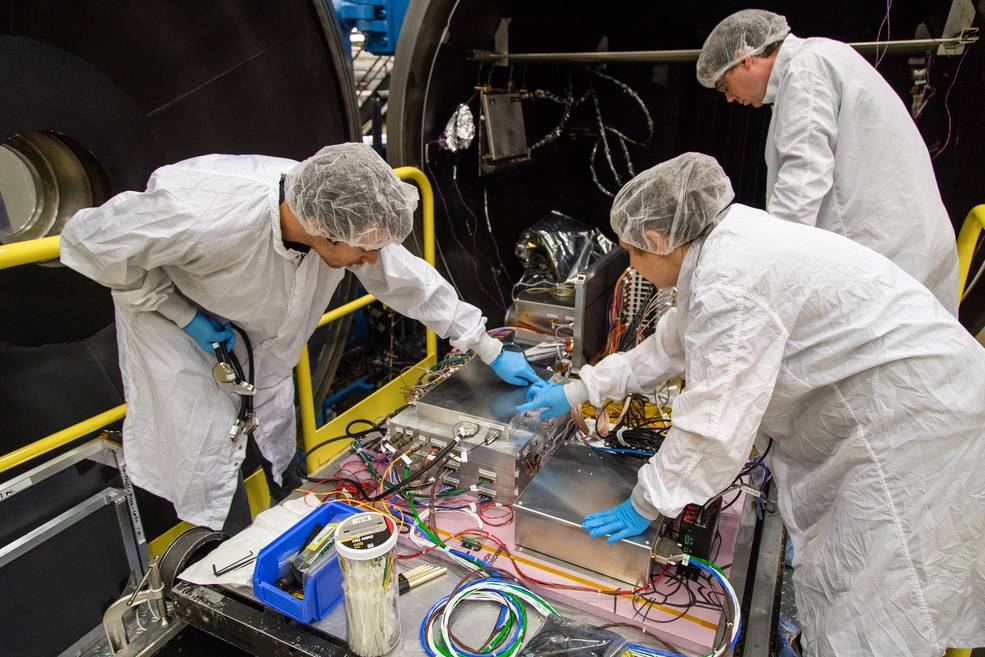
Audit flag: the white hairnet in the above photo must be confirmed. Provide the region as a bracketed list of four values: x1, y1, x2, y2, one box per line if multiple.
[696, 9, 791, 88]
[284, 142, 418, 249]
[610, 153, 734, 255]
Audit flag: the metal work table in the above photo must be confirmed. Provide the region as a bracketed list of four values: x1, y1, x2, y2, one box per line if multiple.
[168, 457, 785, 657]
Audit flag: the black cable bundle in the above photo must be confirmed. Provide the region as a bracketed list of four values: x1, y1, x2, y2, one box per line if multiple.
[606, 426, 668, 454]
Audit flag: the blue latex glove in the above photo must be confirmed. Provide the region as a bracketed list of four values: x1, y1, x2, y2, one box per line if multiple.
[581, 498, 652, 543]
[183, 311, 235, 352]
[515, 381, 570, 419]
[489, 349, 543, 386]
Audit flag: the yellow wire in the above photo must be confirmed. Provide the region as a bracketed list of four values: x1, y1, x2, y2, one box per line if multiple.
[299, 489, 407, 534]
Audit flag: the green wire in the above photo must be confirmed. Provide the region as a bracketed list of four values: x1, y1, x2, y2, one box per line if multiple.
[431, 591, 528, 657]
[407, 491, 445, 548]
[689, 556, 727, 578]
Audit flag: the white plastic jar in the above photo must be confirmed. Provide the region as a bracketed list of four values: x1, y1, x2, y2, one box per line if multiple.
[334, 512, 400, 657]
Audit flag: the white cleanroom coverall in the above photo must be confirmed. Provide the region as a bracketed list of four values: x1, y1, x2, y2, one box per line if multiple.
[574, 204, 985, 657]
[60, 154, 502, 529]
[764, 34, 958, 314]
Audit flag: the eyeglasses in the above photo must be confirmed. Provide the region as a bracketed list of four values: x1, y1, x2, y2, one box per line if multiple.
[715, 61, 741, 95]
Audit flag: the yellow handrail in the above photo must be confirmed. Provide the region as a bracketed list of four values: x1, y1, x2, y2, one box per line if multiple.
[957, 204, 985, 300]
[0, 404, 127, 474]
[0, 235, 60, 271]
[0, 167, 438, 476]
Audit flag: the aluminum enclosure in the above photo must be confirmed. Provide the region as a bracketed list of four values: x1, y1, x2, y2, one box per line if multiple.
[388, 358, 568, 502]
[514, 443, 659, 585]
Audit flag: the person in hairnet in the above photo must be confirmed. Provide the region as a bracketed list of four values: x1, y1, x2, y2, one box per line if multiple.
[695, 9, 958, 314]
[60, 142, 540, 532]
[519, 153, 985, 657]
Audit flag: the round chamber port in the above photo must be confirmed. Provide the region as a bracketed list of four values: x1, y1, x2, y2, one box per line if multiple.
[0, 131, 108, 260]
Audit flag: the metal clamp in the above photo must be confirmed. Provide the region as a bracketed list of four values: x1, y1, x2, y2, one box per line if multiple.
[104, 559, 170, 655]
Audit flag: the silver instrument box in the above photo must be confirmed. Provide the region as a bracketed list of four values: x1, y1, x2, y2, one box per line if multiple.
[514, 443, 660, 585]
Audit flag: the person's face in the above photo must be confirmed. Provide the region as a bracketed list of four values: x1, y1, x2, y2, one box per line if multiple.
[716, 56, 770, 107]
[621, 233, 687, 289]
[311, 238, 380, 268]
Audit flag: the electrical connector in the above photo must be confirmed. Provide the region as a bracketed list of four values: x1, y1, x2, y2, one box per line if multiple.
[227, 419, 243, 442]
[650, 537, 690, 566]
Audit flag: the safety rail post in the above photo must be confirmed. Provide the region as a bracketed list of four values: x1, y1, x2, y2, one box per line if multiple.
[957, 204, 985, 300]
[297, 166, 438, 473]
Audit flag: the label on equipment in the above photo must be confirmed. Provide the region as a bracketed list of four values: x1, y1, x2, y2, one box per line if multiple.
[337, 514, 391, 551]
[0, 477, 31, 501]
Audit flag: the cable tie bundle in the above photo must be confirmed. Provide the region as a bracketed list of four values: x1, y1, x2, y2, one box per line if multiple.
[335, 513, 401, 657]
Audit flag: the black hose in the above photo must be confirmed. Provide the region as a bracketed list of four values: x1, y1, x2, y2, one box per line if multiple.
[229, 323, 255, 430]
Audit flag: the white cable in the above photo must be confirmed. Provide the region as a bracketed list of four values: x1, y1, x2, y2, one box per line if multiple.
[430, 580, 558, 657]
[408, 507, 483, 550]
[692, 560, 741, 657]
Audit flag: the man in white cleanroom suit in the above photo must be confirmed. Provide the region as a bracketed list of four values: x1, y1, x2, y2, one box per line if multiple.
[519, 153, 985, 657]
[61, 143, 540, 531]
[695, 9, 958, 314]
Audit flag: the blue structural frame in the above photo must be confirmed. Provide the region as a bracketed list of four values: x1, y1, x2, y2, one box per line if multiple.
[332, 0, 409, 56]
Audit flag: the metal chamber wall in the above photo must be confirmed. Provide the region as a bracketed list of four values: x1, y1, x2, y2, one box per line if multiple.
[0, 0, 359, 457]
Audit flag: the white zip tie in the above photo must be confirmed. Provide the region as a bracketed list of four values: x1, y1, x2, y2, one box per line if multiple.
[740, 485, 762, 498]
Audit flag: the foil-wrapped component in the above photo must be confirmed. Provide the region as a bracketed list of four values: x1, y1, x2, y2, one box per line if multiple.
[441, 104, 475, 152]
[515, 211, 615, 284]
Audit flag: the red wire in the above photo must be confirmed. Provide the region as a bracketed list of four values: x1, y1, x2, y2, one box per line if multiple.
[477, 502, 514, 526]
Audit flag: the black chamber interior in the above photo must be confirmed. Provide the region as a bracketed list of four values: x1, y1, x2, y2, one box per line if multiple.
[405, 0, 983, 328]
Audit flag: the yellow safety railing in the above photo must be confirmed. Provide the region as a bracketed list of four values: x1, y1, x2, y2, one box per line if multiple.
[0, 166, 438, 478]
[957, 204, 985, 300]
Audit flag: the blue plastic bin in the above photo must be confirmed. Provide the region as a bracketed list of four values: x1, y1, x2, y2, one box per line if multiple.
[252, 501, 360, 623]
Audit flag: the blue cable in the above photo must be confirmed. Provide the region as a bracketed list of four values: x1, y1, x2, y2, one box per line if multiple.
[419, 579, 523, 657]
[625, 644, 688, 657]
[590, 446, 657, 457]
[447, 548, 491, 569]
[692, 561, 742, 651]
